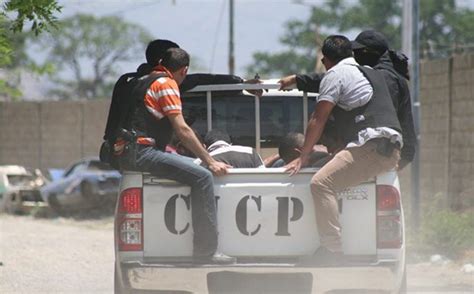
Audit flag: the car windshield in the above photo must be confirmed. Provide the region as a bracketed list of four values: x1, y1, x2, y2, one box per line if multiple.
[7, 174, 35, 187]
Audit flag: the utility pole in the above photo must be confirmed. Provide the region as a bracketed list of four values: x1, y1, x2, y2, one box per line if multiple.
[402, 0, 421, 230]
[228, 0, 235, 75]
[412, 0, 421, 230]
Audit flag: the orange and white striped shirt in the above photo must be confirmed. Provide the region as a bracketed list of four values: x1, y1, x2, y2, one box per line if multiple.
[138, 65, 182, 146]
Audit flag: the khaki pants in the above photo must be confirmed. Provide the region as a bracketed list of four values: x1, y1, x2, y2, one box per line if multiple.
[310, 140, 400, 252]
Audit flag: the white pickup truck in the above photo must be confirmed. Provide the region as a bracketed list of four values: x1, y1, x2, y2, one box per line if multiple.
[114, 82, 406, 293]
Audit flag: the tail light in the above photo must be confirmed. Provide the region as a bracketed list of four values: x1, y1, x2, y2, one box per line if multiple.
[116, 188, 143, 251]
[376, 185, 402, 248]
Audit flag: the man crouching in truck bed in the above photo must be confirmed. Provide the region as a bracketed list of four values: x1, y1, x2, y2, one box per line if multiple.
[120, 47, 235, 264]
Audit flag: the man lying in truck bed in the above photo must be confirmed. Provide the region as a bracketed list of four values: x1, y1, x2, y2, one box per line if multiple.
[195, 129, 265, 168]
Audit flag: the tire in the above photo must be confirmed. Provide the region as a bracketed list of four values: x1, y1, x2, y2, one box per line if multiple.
[81, 181, 103, 206]
[5, 193, 21, 214]
[48, 194, 62, 211]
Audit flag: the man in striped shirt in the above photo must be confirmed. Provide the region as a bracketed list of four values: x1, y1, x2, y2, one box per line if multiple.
[128, 48, 235, 264]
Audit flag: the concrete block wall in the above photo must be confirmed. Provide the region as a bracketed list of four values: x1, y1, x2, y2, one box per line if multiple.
[0, 102, 41, 168]
[0, 100, 109, 169]
[418, 59, 451, 206]
[449, 54, 474, 208]
[403, 54, 474, 211]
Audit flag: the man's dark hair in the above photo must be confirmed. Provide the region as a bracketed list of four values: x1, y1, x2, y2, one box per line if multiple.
[145, 39, 180, 66]
[204, 129, 231, 147]
[161, 48, 190, 72]
[322, 35, 353, 63]
[278, 132, 304, 163]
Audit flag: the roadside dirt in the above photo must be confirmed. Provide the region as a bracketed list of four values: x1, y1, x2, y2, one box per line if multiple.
[0, 214, 113, 293]
[0, 214, 472, 293]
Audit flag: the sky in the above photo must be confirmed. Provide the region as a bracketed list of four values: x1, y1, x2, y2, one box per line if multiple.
[57, 0, 317, 77]
[54, 0, 474, 77]
[16, 0, 474, 100]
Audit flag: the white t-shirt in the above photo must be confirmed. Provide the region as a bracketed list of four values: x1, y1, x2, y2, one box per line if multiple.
[318, 57, 403, 148]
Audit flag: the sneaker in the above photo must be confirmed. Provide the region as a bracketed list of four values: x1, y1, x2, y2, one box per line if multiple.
[299, 247, 344, 266]
[194, 252, 236, 265]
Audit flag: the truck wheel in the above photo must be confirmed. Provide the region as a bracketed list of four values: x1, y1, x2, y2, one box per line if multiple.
[5, 193, 21, 214]
[81, 181, 102, 206]
[48, 194, 62, 211]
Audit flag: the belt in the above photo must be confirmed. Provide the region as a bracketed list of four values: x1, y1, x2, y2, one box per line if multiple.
[370, 137, 401, 149]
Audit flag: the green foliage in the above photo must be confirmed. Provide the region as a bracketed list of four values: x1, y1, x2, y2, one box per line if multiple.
[0, 15, 13, 67]
[420, 210, 474, 258]
[36, 14, 153, 100]
[248, 0, 474, 76]
[3, 0, 61, 35]
[247, 51, 316, 77]
[0, 78, 22, 100]
[0, 0, 61, 101]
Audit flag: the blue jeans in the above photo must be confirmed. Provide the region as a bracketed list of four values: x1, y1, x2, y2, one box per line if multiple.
[135, 146, 218, 256]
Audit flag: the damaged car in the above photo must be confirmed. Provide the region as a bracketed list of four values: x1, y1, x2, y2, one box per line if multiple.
[40, 157, 121, 211]
[0, 165, 48, 214]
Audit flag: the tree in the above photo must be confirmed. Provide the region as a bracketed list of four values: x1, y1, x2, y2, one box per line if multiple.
[247, 0, 474, 76]
[36, 14, 153, 100]
[0, 0, 61, 100]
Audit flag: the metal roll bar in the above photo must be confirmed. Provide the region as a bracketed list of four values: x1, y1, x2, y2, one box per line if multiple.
[187, 83, 311, 152]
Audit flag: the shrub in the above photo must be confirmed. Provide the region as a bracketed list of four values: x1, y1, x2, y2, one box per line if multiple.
[420, 210, 474, 258]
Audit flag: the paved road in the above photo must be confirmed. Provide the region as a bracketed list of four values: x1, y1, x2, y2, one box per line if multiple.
[0, 214, 472, 293]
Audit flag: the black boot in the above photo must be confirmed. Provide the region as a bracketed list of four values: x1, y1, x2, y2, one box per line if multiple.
[299, 247, 344, 266]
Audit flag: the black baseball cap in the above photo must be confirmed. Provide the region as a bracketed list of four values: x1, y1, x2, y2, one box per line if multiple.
[351, 30, 389, 54]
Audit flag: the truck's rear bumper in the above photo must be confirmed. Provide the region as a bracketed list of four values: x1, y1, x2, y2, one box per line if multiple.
[117, 259, 402, 293]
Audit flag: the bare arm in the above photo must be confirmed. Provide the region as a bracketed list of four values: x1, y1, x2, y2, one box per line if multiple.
[263, 153, 281, 167]
[285, 101, 335, 175]
[168, 113, 230, 176]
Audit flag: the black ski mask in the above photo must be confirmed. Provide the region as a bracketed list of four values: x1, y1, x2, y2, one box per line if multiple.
[353, 49, 382, 67]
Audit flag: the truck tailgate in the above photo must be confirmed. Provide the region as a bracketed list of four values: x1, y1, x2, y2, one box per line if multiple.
[142, 169, 376, 257]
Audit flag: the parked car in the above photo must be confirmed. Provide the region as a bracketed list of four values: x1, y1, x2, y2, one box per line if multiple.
[0, 165, 48, 214]
[41, 158, 121, 211]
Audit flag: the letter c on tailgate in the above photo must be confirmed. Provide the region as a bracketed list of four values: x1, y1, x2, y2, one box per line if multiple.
[164, 193, 191, 235]
[236, 195, 262, 236]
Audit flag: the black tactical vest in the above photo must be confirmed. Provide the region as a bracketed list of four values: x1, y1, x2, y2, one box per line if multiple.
[331, 65, 401, 144]
[130, 72, 174, 151]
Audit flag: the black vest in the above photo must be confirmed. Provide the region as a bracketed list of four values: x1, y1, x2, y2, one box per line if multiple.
[130, 72, 173, 151]
[331, 65, 401, 144]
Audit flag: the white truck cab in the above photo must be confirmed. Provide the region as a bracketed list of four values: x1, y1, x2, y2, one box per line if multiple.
[114, 81, 406, 293]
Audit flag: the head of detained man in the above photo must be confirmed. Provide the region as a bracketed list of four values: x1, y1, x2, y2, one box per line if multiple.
[204, 129, 232, 147]
[160, 48, 190, 85]
[278, 132, 305, 164]
[321, 35, 353, 70]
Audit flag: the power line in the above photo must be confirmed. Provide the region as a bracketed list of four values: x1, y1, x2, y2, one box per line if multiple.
[107, 0, 159, 16]
[209, 0, 227, 72]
